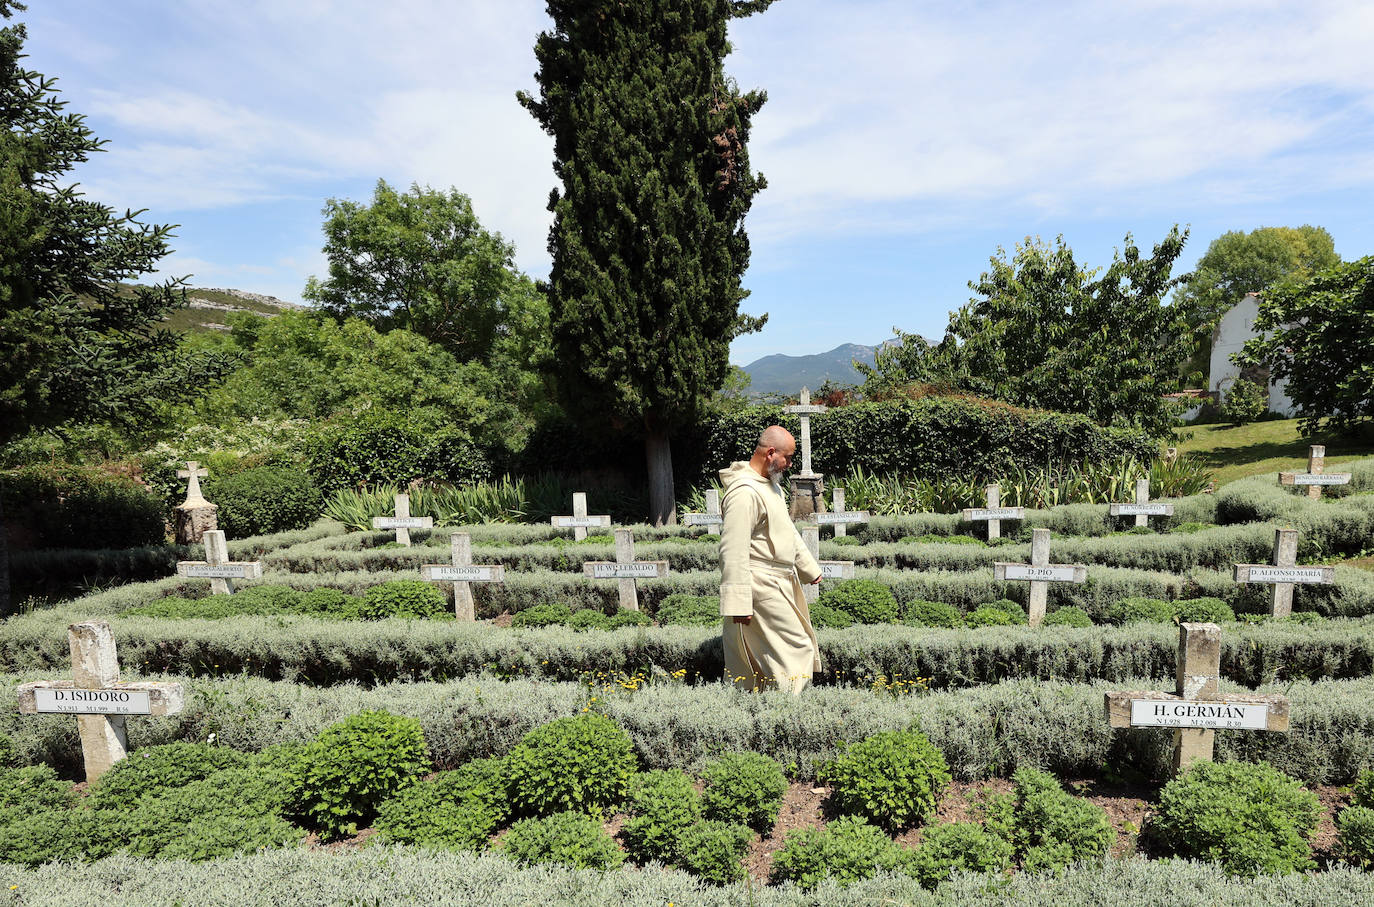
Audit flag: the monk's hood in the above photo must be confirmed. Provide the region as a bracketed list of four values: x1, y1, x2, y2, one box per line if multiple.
[719, 460, 777, 493]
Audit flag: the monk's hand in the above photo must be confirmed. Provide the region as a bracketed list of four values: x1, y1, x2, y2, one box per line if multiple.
[809, 576, 821, 584]
[732, 615, 752, 624]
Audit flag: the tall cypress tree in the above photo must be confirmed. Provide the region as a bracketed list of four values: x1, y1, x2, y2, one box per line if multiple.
[519, 0, 773, 525]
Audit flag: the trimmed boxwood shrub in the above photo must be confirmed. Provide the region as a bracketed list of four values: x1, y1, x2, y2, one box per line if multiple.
[204, 466, 323, 538]
[906, 820, 1014, 889]
[1174, 596, 1236, 623]
[769, 815, 905, 889]
[374, 764, 506, 851]
[1338, 806, 1374, 869]
[0, 765, 75, 824]
[606, 607, 651, 629]
[966, 606, 1018, 628]
[821, 728, 950, 832]
[511, 602, 573, 628]
[1009, 767, 1112, 872]
[1108, 596, 1175, 625]
[904, 600, 964, 629]
[621, 769, 701, 864]
[567, 608, 611, 631]
[353, 580, 448, 620]
[87, 742, 247, 809]
[700, 752, 788, 833]
[504, 714, 637, 818]
[677, 819, 753, 884]
[819, 580, 899, 624]
[655, 594, 720, 627]
[502, 811, 624, 870]
[809, 600, 854, 629]
[1043, 606, 1093, 628]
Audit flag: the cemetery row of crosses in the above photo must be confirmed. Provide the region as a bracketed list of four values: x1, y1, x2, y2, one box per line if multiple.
[11, 402, 1374, 893]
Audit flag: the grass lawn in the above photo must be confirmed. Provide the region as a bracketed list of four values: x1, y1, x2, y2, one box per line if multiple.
[1173, 418, 1374, 487]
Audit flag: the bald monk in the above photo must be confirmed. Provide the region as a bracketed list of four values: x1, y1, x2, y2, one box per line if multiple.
[718, 425, 823, 694]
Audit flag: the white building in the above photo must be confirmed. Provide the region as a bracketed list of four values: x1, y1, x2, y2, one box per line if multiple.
[1208, 292, 1296, 416]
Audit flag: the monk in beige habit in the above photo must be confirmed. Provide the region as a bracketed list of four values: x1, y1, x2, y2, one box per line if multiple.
[718, 425, 822, 695]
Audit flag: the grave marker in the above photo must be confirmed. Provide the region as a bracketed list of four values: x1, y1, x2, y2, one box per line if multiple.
[809, 488, 869, 537]
[1105, 622, 1290, 773]
[17, 621, 184, 782]
[992, 528, 1087, 627]
[1280, 445, 1351, 500]
[785, 386, 827, 518]
[176, 529, 262, 595]
[582, 528, 669, 611]
[682, 488, 724, 528]
[174, 460, 218, 544]
[960, 484, 1025, 541]
[421, 531, 505, 621]
[371, 493, 433, 547]
[800, 523, 854, 605]
[1233, 527, 1334, 618]
[1109, 478, 1175, 528]
[552, 492, 611, 541]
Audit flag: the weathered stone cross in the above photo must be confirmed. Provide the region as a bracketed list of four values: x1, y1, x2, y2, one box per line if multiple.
[1105, 622, 1290, 773]
[176, 529, 262, 595]
[174, 460, 218, 544]
[177, 460, 209, 503]
[799, 523, 855, 605]
[1233, 527, 1335, 618]
[1109, 478, 1174, 528]
[682, 488, 724, 528]
[1280, 445, 1351, 500]
[960, 483, 1025, 541]
[421, 531, 505, 622]
[552, 492, 611, 541]
[992, 528, 1087, 627]
[785, 387, 827, 519]
[809, 487, 869, 538]
[17, 621, 185, 783]
[582, 528, 669, 611]
[371, 493, 433, 547]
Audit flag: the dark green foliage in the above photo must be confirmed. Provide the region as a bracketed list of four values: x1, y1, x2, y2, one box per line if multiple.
[204, 466, 323, 538]
[1173, 596, 1235, 623]
[1171, 521, 1212, 534]
[302, 411, 492, 496]
[374, 769, 504, 851]
[566, 608, 611, 631]
[904, 534, 984, 545]
[820, 728, 950, 832]
[502, 811, 624, 870]
[700, 751, 787, 833]
[288, 709, 432, 841]
[904, 600, 964, 629]
[677, 819, 753, 884]
[831, 535, 861, 546]
[819, 580, 899, 624]
[87, 742, 247, 810]
[1149, 761, 1319, 875]
[1009, 767, 1113, 872]
[127, 586, 362, 621]
[0, 465, 165, 549]
[606, 607, 652, 629]
[905, 820, 1014, 889]
[621, 769, 701, 864]
[1281, 610, 1326, 625]
[1338, 806, 1374, 869]
[0, 764, 74, 824]
[1220, 378, 1268, 425]
[769, 816, 905, 890]
[1108, 596, 1175, 625]
[655, 593, 721, 627]
[966, 606, 1019, 628]
[354, 580, 449, 620]
[297, 586, 356, 615]
[808, 600, 855, 629]
[985, 599, 1028, 622]
[505, 714, 637, 818]
[511, 602, 572, 628]
[1043, 606, 1093, 628]
[1351, 768, 1374, 809]
[0, 806, 99, 865]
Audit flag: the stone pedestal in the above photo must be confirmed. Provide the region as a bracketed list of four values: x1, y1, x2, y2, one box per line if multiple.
[174, 502, 218, 545]
[789, 474, 826, 520]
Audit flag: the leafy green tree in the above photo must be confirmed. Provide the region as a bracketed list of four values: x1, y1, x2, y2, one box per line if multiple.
[0, 2, 228, 612]
[1235, 256, 1374, 436]
[518, 0, 773, 525]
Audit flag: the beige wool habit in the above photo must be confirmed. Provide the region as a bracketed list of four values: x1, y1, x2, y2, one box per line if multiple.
[717, 460, 823, 695]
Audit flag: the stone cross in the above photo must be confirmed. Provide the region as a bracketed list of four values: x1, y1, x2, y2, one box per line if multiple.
[992, 528, 1087, 627]
[1104, 622, 1290, 773]
[421, 531, 505, 622]
[1109, 478, 1175, 528]
[1280, 445, 1351, 500]
[960, 484, 1025, 541]
[785, 387, 828, 520]
[1233, 527, 1335, 618]
[682, 488, 724, 528]
[177, 461, 209, 504]
[174, 460, 218, 544]
[371, 493, 433, 547]
[783, 386, 826, 478]
[176, 529, 262, 595]
[17, 621, 185, 783]
[809, 487, 869, 538]
[800, 523, 855, 605]
[552, 492, 612, 541]
[582, 528, 669, 611]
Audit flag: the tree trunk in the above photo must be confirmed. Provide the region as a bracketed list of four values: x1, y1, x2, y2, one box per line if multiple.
[0, 493, 10, 617]
[645, 431, 677, 527]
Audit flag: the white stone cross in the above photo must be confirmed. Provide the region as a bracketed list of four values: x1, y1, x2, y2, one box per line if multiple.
[783, 386, 827, 478]
[1280, 445, 1351, 500]
[809, 487, 869, 538]
[800, 523, 855, 605]
[1109, 478, 1175, 528]
[421, 531, 505, 622]
[177, 460, 210, 505]
[992, 528, 1087, 627]
[1105, 622, 1289, 774]
[176, 529, 262, 595]
[682, 488, 724, 528]
[1233, 527, 1334, 618]
[552, 492, 612, 541]
[371, 493, 433, 547]
[582, 528, 669, 611]
[960, 484, 1025, 541]
[17, 621, 185, 783]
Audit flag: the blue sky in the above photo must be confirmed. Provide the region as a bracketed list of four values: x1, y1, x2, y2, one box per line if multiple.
[17, 0, 1374, 365]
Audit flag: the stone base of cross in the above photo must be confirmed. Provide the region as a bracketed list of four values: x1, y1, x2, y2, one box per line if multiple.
[992, 528, 1086, 627]
[682, 488, 724, 529]
[371, 493, 433, 547]
[17, 621, 184, 783]
[960, 484, 1024, 541]
[809, 487, 868, 538]
[1233, 527, 1335, 618]
[552, 492, 612, 541]
[799, 524, 854, 605]
[421, 531, 505, 621]
[176, 529, 263, 595]
[1108, 478, 1174, 528]
[1104, 622, 1289, 773]
[582, 528, 669, 611]
[1280, 445, 1351, 500]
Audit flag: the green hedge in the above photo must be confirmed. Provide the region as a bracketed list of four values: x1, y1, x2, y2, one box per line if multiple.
[203, 467, 324, 538]
[301, 411, 492, 495]
[0, 464, 165, 550]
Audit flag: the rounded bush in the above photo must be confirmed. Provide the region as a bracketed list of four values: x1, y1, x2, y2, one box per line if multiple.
[1149, 761, 1319, 875]
[354, 580, 448, 620]
[205, 466, 323, 538]
[374, 771, 503, 851]
[0, 765, 75, 825]
[904, 600, 963, 629]
[1170, 521, 1212, 534]
[830, 535, 861, 547]
[297, 586, 356, 615]
[567, 608, 612, 631]
[1108, 596, 1174, 624]
[88, 742, 246, 809]
[1173, 596, 1236, 623]
[622, 769, 701, 864]
[1349, 768, 1374, 809]
[511, 602, 572, 628]
[769, 816, 904, 890]
[1043, 606, 1093, 628]
[655, 594, 719, 627]
[820, 728, 950, 832]
[677, 820, 753, 884]
[700, 752, 788, 833]
[906, 820, 1013, 889]
[1338, 806, 1374, 869]
[502, 811, 624, 870]
[818, 579, 899, 624]
[965, 606, 1017, 628]
[288, 709, 432, 841]
[808, 600, 854, 629]
[1010, 767, 1112, 872]
[606, 607, 651, 629]
[505, 714, 637, 818]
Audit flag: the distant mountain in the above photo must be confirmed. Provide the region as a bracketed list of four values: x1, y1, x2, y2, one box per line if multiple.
[162, 287, 304, 335]
[742, 341, 895, 396]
